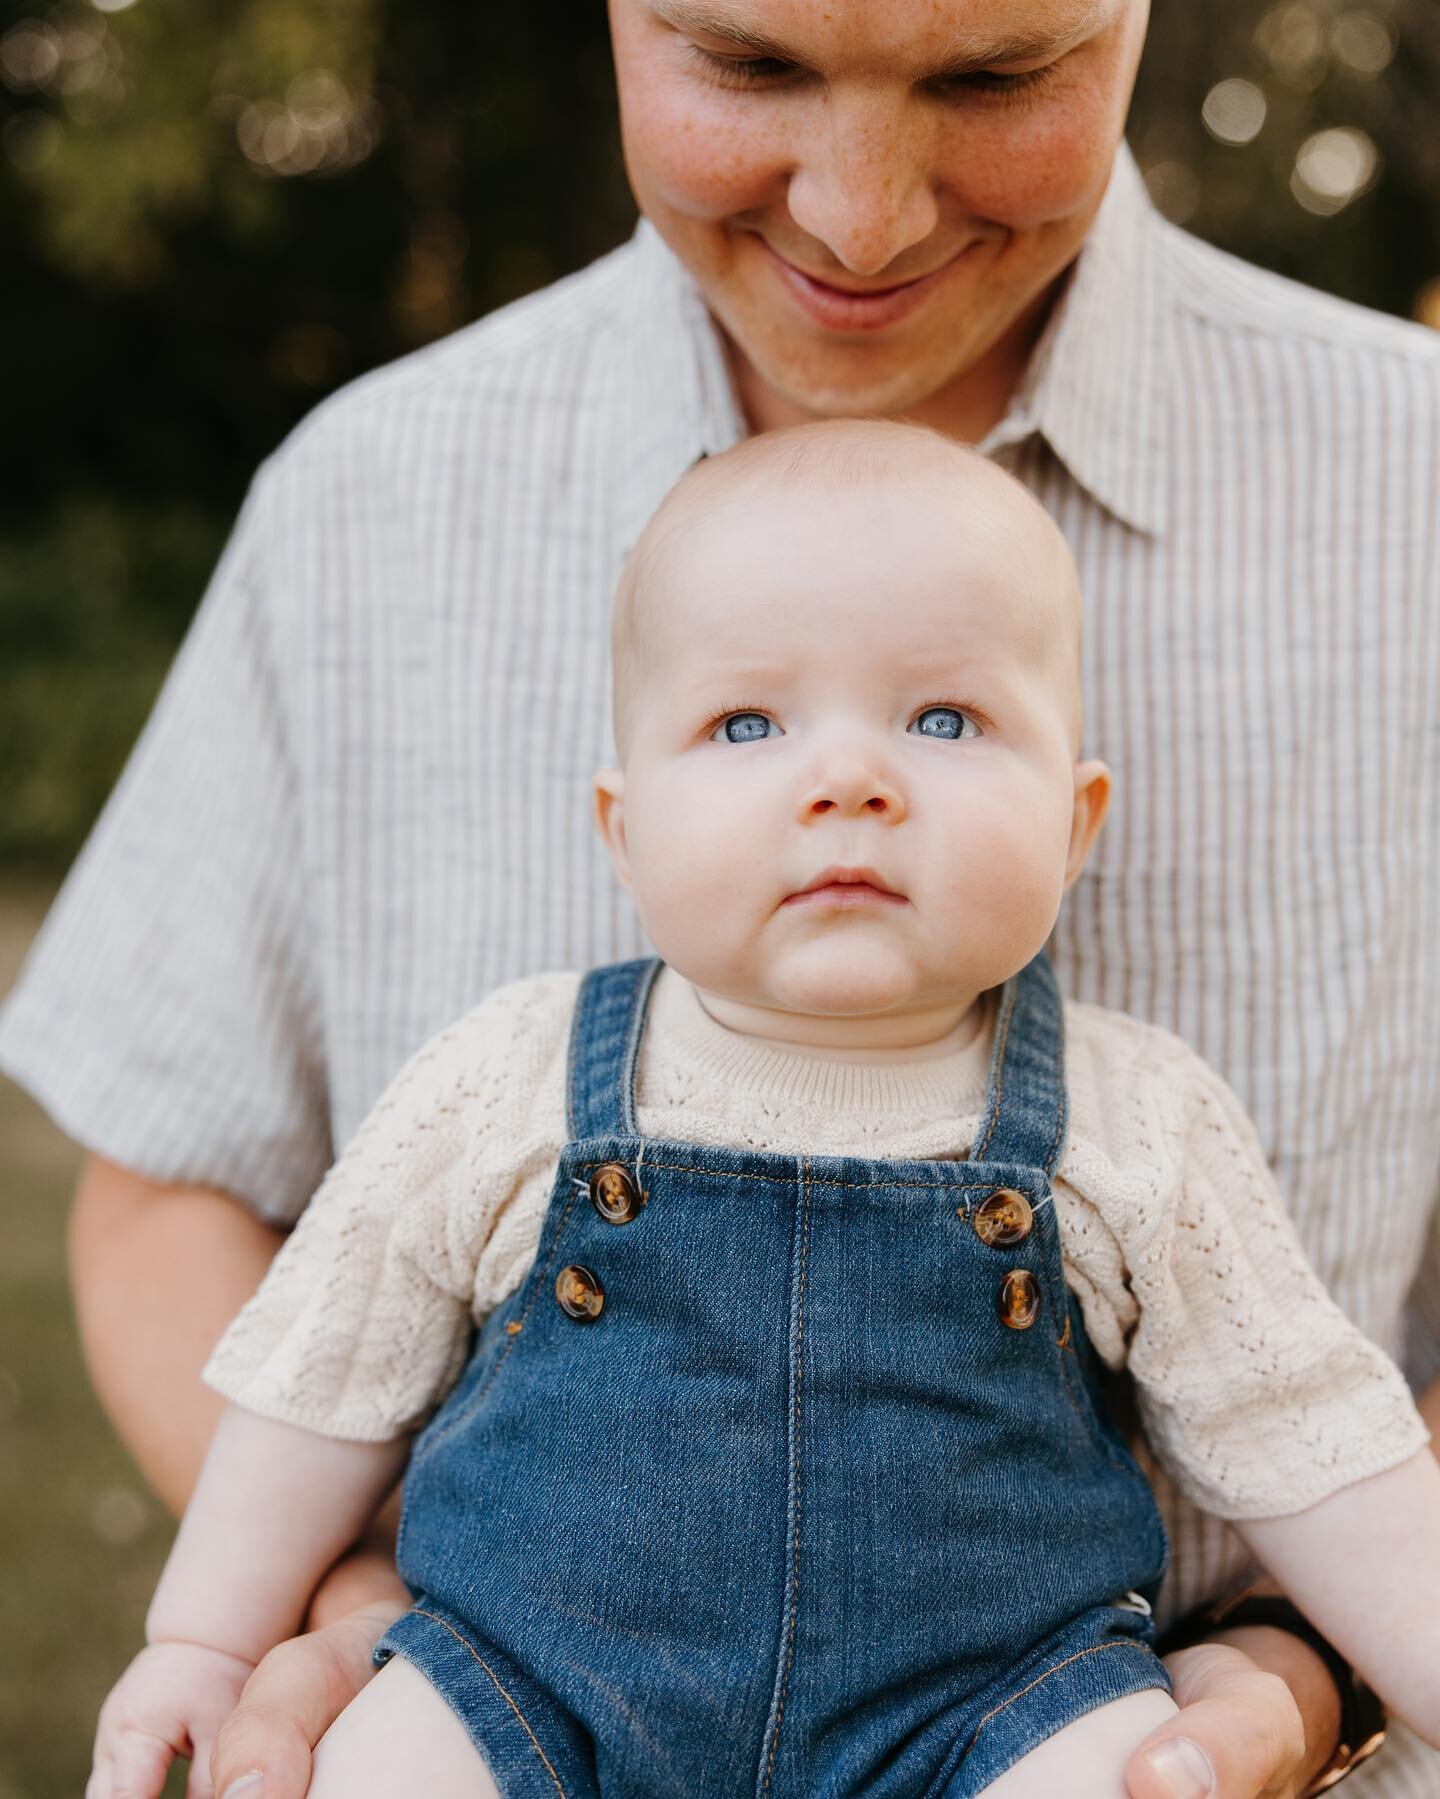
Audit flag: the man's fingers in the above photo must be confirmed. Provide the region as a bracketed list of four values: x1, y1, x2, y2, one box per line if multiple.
[1126, 1646, 1307, 1799]
[209, 1604, 402, 1799]
[209, 1665, 323, 1799]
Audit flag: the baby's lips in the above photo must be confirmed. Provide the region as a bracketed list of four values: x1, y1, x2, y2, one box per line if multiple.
[785, 864, 908, 903]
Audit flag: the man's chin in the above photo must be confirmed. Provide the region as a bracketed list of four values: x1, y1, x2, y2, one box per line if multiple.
[729, 334, 972, 426]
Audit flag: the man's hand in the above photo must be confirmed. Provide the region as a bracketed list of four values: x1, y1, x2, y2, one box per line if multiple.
[1125, 1638, 1326, 1799]
[208, 1590, 408, 1799]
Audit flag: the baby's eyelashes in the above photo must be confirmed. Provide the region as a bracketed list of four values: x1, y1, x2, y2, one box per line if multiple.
[712, 711, 783, 743]
[910, 706, 983, 741]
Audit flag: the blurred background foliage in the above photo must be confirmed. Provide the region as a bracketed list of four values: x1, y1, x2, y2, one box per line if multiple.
[1, 0, 1438, 877]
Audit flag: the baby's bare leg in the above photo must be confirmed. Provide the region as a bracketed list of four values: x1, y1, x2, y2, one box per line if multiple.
[976, 1689, 1180, 1798]
[308, 1656, 501, 1798]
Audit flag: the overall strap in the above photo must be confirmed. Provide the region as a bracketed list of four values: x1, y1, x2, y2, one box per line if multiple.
[969, 951, 1069, 1177]
[566, 957, 664, 1140]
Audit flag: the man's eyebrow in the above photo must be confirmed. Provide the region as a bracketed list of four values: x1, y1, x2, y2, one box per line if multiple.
[647, 0, 796, 60]
[934, 0, 1116, 67]
[647, 0, 1117, 70]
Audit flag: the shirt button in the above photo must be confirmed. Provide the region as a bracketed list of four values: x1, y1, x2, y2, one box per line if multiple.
[589, 1162, 641, 1225]
[973, 1188, 1034, 1248]
[998, 1268, 1041, 1331]
[555, 1265, 605, 1322]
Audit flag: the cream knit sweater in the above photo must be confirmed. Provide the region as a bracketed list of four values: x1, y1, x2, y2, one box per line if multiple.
[205, 968, 1426, 1521]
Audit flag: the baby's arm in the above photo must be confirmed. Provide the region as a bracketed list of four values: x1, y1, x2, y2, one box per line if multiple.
[1236, 1448, 1440, 1747]
[90, 1404, 408, 1799]
[1066, 1026, 1438, 1756]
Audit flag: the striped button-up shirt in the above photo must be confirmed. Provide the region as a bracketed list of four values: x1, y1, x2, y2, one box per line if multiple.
[3, 147, 1438, 1791]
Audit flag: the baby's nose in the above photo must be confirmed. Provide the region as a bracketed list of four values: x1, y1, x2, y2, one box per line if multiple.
[800, 760, 906, 821]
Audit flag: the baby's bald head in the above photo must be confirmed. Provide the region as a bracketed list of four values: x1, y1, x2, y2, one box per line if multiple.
[610, 419, 1085, 762]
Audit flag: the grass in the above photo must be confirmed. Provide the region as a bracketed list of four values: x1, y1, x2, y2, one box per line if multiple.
[0, 882, 185, 1799]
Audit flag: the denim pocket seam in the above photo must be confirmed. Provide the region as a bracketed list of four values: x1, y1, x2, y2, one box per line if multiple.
[964, 1636, 1159, 1753]
[410, 1605, 567, 1797]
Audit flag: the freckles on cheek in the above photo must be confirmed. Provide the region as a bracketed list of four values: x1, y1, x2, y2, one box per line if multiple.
[627, 93, 784, 219]
[941, 98, 1117, 229]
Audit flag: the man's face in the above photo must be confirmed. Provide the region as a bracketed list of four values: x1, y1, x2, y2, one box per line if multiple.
[607, 0, 1149, 426]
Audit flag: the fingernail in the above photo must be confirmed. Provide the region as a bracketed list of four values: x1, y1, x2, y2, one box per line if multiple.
[221, 1776, 265, 1799]
[1139, 1737, 1215, 1799]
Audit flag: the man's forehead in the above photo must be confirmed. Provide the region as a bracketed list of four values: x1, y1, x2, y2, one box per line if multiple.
[645, 0, 1124, 69]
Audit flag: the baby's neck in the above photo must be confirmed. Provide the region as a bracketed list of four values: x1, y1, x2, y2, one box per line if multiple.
[692, 989, 985, 1055]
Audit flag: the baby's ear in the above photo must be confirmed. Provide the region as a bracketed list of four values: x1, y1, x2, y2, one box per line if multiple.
[1063, 759, 1111, 890]
[593, 769, 632, 890]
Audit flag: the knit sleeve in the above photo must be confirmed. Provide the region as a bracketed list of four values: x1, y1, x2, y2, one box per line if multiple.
[202, 971, 578, 1441]
[1074, 1031, 1429, 1520]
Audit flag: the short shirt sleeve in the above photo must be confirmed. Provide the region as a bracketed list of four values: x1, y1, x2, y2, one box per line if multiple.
[1110, 1045, 1429, 1520]
[203, 971, 577, 1440]
[0, 461, 330, 1222]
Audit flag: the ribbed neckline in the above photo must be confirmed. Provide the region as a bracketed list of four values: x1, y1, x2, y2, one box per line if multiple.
[640, 969, 994, 1119]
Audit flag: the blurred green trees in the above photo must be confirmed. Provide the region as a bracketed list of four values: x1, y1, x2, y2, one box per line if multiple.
[2, 0, 1437, 870]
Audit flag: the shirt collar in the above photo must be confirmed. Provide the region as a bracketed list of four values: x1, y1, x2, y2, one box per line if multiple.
[614, 223, 747, 556]
[617, 139, 1172, 547]
[982, 144, 1173, 536]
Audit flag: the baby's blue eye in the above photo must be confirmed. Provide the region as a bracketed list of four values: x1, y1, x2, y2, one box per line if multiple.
[911, 706, 981, 741]
[714, 712, 781, 743]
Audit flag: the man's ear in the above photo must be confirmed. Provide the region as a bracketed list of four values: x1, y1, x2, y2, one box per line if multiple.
[1063, 759, 1111, 890]
[593, 768, 632, 890]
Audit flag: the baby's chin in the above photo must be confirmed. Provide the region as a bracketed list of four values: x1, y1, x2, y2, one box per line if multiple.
[752, 943, 942, 1020]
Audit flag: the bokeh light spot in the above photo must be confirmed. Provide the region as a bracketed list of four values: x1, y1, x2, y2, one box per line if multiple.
[1330, 10, 1396, 76]
[0, 19, 62, 92]
[1144, 159, 1202, 225]
[91, 1485, 150, 1546]
[1291, 126, 1380, 215]
[235, 70, 380, 178]
[1202, 78, 1268, 146]
[1255, 3, 1327, 88]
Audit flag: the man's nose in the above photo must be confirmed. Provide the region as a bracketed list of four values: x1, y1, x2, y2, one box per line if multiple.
[785, 91, 939, 278]
[799, 752, 908, 822]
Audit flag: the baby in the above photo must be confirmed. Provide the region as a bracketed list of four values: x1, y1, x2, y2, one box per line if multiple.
[91, 421, 1439, 1799]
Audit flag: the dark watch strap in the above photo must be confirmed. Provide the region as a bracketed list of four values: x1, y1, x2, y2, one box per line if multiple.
[1160, 1590, 1386, 1793]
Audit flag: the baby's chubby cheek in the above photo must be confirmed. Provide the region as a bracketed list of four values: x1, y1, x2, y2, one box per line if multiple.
[932, 786, 1074, 981]
[618, 817, 766, 987]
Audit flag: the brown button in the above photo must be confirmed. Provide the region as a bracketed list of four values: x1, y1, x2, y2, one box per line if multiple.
[555, 1264, 605, 1322]
[973, 1188, 1034, 1248]
[589, 1162, 641, 1225]
[998, 1268, 1041, 1331]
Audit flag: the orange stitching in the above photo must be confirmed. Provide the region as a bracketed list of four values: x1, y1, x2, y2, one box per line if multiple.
[1056, 1361, 1093, 1435]
[411, 1607, 567, 1797]
[761, 1156, 813, 1794]
[968, 1640, 1156, 1748]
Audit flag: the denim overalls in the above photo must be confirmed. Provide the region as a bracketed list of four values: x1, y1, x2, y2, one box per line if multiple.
[377, 954, 1170, 1797]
